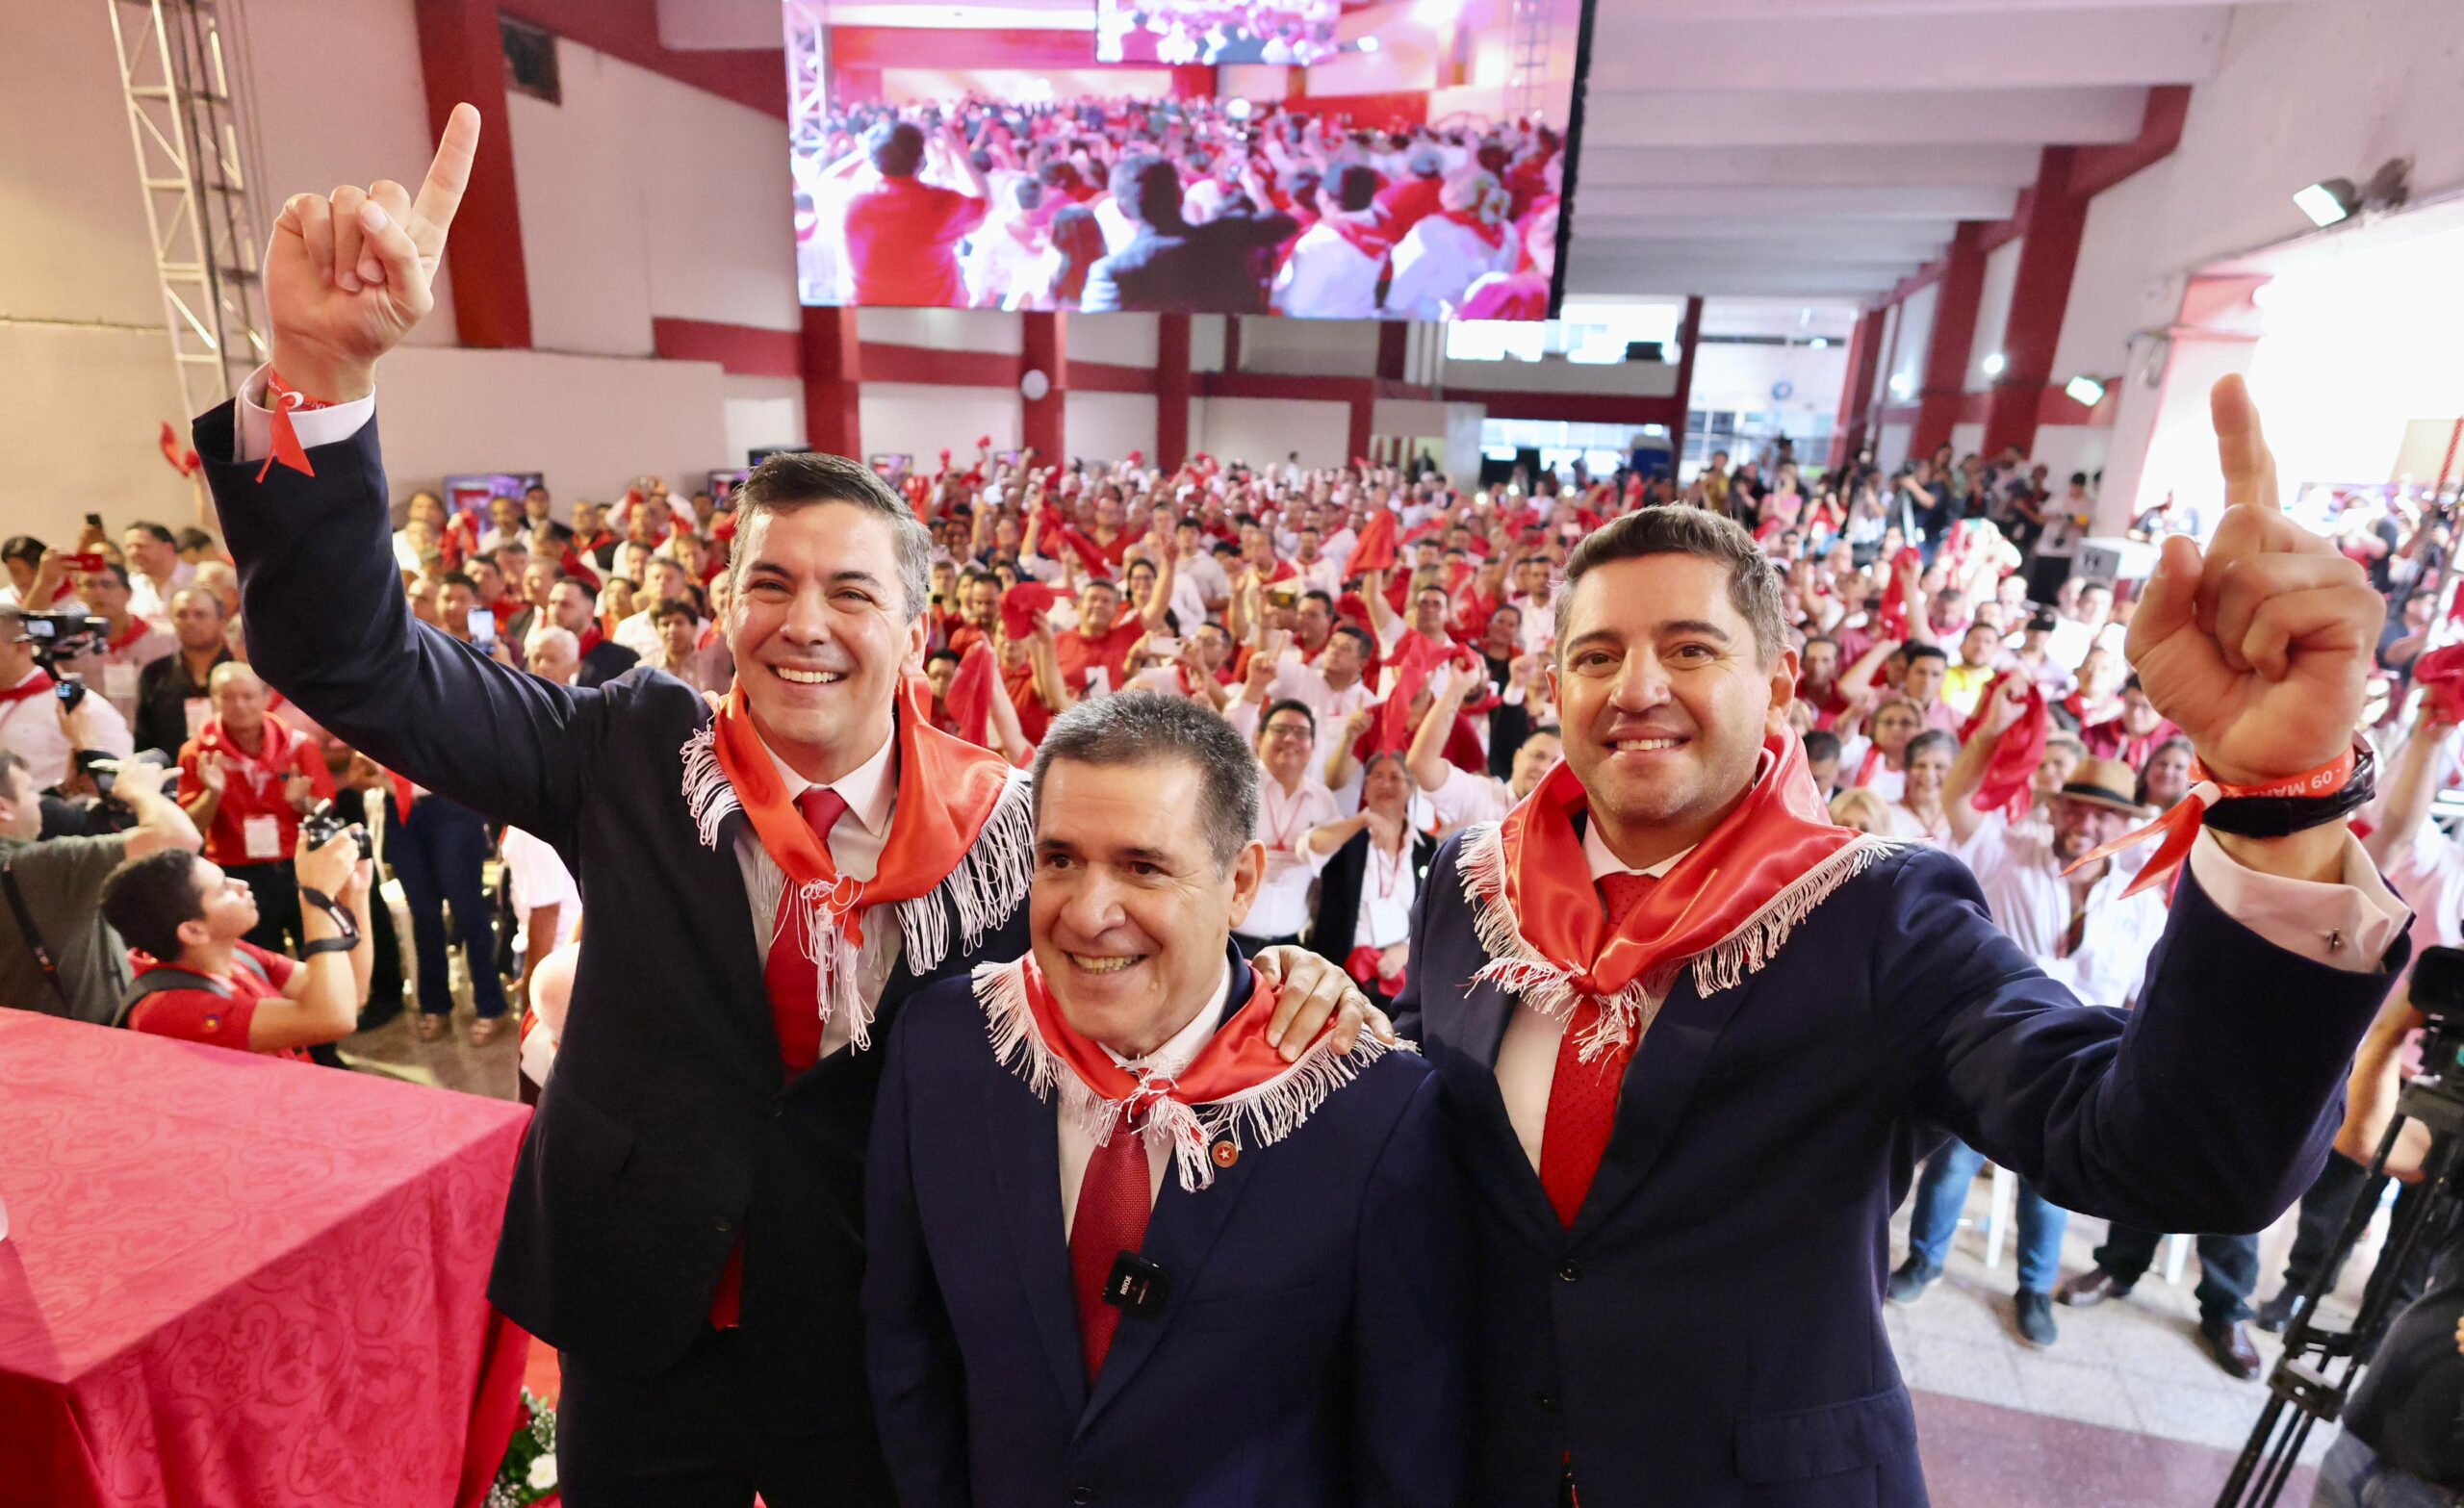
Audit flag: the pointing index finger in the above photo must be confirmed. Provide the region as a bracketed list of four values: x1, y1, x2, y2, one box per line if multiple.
[408, 102, 482, 255]
[2210, 374, 2281, 514]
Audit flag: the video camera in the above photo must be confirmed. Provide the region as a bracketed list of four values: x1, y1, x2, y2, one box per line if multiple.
[299, 798, 374, 862]
[11, 611, 107, 712]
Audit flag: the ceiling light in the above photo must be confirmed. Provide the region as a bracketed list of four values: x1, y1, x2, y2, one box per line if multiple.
[1887, 371, 1913, 399]
[2065, 374, 2107, 408]
[1358, 33, 1380, 51]
[1810, 337, 1829, 350]
[2293, 179, 2357, 228]
[1982, 352, 2007, 377]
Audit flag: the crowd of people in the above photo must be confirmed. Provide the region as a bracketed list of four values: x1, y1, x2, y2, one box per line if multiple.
[793, 93, 1561, 319]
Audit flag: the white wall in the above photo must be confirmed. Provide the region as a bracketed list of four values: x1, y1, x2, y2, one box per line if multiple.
[510, 37, 799, 358]
[2151, 0, 2464, 277]
[2054, 162, 2172, 383]
[1885, 283, 1938, 402]
[1069, 312, 1160, 368]
[1192, 315, 1227, 372]
[1064, 391, 1158, 462]
[1876, 421, 1915, 473]
[861, 383, 1020, 462]
[1967, 236, 2023, 390]
[1194, 396, 1351, 469]
[723, 375, 806, 465]
[864, 308, 1024, 354]
[2029, 425, 2115, 491]
[1689, 342, 1847, 424]
[1950, 422, 1987, 460]
[1241, 319, 1381, 377]
[1437, 356, 1680, 398]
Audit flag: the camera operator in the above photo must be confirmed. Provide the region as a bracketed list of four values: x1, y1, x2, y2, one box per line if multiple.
[2308, 985, 2464, 1506]
[98, 820, 372, 1061]
[2, 606, 136, 792]
[177, 662, 334, 953]
[0, 747, 201, 1021]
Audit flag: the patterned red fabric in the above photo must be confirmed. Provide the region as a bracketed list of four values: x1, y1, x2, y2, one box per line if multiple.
[1068, 1107, 1154, 1381]
[0, 1011, 528, 1508]
[1536, 872, 1656, 1227]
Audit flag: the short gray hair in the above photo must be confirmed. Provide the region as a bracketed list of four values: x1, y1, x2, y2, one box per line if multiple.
[726, 451, 932, 622]
[1555, 505, 1786, 664]
[1031, 692, 1260, 873]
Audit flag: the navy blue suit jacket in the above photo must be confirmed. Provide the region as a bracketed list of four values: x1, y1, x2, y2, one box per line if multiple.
[865, 950, 1475, 1508]
[1396, 836, 2401, 1507]
[198, 405, 1030, 1452]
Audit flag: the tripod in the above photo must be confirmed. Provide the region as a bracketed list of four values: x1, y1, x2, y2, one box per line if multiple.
[2216, 1038, 2464, 1506]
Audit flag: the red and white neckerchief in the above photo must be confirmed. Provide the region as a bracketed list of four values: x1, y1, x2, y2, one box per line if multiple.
[0, 671, 57, 706]
[2067, 744, 2362, 900]
[1260, 777, 1315, 856]
[105, 620, 154, 655]
[1854, 743, 1888, 788]
[254, 371, 337, 483]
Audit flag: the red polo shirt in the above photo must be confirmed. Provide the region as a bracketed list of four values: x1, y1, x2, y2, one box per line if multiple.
[179, 717, 335, 868]
[124, 942, 307, 1061]
[843, 178, 988, 307]
[1054, 618, 1146, 694]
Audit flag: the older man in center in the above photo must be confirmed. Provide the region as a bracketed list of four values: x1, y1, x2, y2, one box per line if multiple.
[865, 692, 1472, 1508]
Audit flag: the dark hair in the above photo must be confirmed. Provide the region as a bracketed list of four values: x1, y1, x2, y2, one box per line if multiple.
[1, 536, 44, 570]
[438, 571, 477, 592]
[729, 451, 932, 621]
[1032, 691, 1260, 872]
[1261, 698, 1316, 739]
[81, 560, 133, 590]
[868, 120, 926, 177]
[1904, 729, 1957, 765]
[1555, 506, 1784, 664]
[1904, 644, 1948, 667]
[652, 598, 697, 626]
[1332, 164, 1380, 212]
[176, 527, 217, 553]
[100, 848, 208, 963]
[127, 522, 177, 548]
[1300, 589, 1335, 614]
[925, 647, 962, 670]
[1803, 729, 1841, 762]
[0, 748, 28, 797]
[1111, 155, 1183, 226]
[1331, 622, 1374, 655]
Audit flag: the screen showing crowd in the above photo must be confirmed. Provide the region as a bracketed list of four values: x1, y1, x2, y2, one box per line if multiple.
[788, 0, 1582, 320]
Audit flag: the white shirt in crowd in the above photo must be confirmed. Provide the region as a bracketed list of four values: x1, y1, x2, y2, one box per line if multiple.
[1426, 762, 1516, 829]
[1955, 810, 2168, 1007]
[1385, 217, 1515, 321]
[500, 825, 583, 957]
[1354, 831, 1419, 954]
[126, 561, 194, 628]
[1834, 737, 1907, 804]
[1506, 593, 1556, 657]
[63, 628, 177, 728]
[1225, 664, 1376, 756]
[1, 672, 134, 790]
[1271, 224, 1384, 319]
[1243, 770, 1341, 940]
[1058, 958, 1231, 1236]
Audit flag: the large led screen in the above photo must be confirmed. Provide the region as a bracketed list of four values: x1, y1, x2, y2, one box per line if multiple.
[788, 0, 1590, 320]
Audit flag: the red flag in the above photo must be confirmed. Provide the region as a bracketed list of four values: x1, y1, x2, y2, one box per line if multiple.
[2417, 644, 2464, 723]
[159, 422, 200, 478]
[1957, 679, 2048, 822]
[1000, 580, 1058, 641]
[946, 640, 998, 748]
[1348, 509, 1399, 580]
[1876, 548, 1923, 640]
[1036, 506, 1109, 574]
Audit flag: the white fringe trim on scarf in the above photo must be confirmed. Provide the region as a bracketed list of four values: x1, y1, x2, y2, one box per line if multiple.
[973, 958, 1403, 1193]
[682, 728, 1038, 1053]
[1454, 820, 1905, 1063]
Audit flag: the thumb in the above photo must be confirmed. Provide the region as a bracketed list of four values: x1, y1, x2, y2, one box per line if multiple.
[356, 200, 426, 308]
[2126, 534, 2202, 661]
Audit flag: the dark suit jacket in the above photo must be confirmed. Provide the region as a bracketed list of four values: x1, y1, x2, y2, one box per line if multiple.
[865, 948, 1474, 1508]
[578, 637, 638, 689]
[198, 404, 1030, 1455]
[1081, 211, 1299, 315]
[1396, 836, 2400, 1507]
[1307, 826, 1438, 970]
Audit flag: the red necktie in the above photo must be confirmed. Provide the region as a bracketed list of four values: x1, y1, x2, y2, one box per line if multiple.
[1536, 871, 1656, 1229]
[1068, 1107, 1155, 1382]
[712, 785, 851, 1331]
[763, 786, 850, 1078]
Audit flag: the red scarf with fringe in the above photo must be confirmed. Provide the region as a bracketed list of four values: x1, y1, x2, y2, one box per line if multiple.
[979, 952, 1393, 1192]
[1468, 730, 1874, 1044]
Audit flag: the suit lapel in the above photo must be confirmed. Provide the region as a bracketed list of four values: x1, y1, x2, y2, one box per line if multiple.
[983, 1061, 1090, 1416]
[1568, 968, 1759, 1242]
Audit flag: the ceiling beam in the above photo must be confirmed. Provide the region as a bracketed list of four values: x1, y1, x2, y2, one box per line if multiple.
[1565, 270, 1907, 301]
[1571, 185, 2019, 219]
[1585, 6, 2228, 89]
[1581, 86, 2150, 147]
[1566, 224, 1951, 258]
[1572, 143, 2042, 191]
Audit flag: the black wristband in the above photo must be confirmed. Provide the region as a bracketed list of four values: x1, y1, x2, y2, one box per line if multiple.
[295, 885, 361, 943]
[2199, 742, 2377, 840]
[297, 936, 357, 958]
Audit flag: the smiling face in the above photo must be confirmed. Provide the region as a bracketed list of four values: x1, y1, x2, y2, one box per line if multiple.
[1550, 553, 1793, 860]
[726, 502, 923, 782]
[1031, 756, 1262, 1059]
[2052, 795, 2132, 864]
[1258, 703, 1315, 787]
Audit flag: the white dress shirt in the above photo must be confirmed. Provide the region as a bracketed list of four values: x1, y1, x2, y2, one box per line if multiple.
[732, 728, 901, 1062]
[1243, 771, 1340, 940]
[1058, 959, 1232, 1237]
[1225, 663, 1375, 754]
[1354, 830, 1419, 953]
[1270, 222, 1384, 319]
[1, 671, 134, 790]
[125, 562, 194, 629]
[1427, 762, 1515, 829]
[1956, 811, 2168, 1008]
[500, 825, 583, 954]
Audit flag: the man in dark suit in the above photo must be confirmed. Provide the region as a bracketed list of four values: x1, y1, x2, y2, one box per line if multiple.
[203, 106, 1376, 1508]
[1396, 433, 2409, 1507]
[867, 693, 1471, 1508]
[1080, 156, 1296, 317]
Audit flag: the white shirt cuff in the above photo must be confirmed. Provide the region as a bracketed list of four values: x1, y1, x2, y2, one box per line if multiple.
[230, 364, 376, 464]
[2186, 826, 2410, 973]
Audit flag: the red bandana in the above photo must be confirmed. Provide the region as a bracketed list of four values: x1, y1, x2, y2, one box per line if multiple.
[1876, 548, 1923, 640]
[1461, 730, 1888, 1059]
[696, 679, 1021, 1048]
[1959, 680, 2049, 823]
[975, 952, 1399, 1191]
[1440, 208, 1506, 250]
[1347, 509, 1399, 580]
[2417, 645, 2464, 723]
[0, 672, 57, 706]
[196, 713, 304, 790]
[1324, 216, 1396, 264]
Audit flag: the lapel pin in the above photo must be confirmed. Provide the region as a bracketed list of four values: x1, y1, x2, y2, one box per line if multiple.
[1211, 1139, 1240, 1169]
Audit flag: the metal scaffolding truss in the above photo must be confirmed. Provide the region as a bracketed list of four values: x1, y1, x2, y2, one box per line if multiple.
[1507, 0, 1556, 123]
[784, 0, 832, 154]
[107, 0, 269, 419]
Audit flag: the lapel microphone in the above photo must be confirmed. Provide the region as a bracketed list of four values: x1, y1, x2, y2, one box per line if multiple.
[1103, 1252, 1170, 1317]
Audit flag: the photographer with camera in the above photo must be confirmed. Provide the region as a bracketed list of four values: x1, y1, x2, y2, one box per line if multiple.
[176, 662, 335, 954]
[2, 605, 136, 793]
[99, 814, 372, 1061]
[0, 746, 200, 1021]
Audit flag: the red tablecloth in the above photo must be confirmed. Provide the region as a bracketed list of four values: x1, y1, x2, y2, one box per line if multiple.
[0, 1012, 531, 1508]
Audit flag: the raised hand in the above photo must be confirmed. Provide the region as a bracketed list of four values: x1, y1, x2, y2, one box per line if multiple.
[2127, 375, 2381, 787]
[265, 102, 480, 401]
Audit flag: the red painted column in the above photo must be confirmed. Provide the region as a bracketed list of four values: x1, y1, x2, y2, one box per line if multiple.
[1829, 307, 1884, 470]
[1022, 311, 1066, 464]
[1222, 315, 1243, 373]
[411, 0, 530, 348]
[1168, 64, 1218, 100]
[800, 305, 862, 458]
[1667, 295, 1705, 476]
[1375, 321, 1409, 382]
[1348, 397, 1374, 468]
[1912, 222, 1986, 456]
[1984, 148, 2089, 457]
[1157, 313, 1193, 472]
